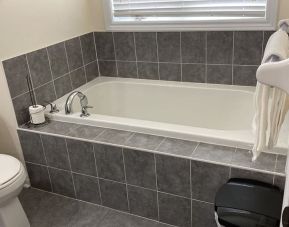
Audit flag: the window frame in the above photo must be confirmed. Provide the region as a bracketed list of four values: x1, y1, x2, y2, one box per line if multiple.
[102, 0, 279, 31]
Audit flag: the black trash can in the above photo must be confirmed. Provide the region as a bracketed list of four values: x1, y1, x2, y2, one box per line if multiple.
[215, 178, 283, 227]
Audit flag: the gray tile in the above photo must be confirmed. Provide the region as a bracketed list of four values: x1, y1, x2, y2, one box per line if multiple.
[137, 62, 159, 80]
[158, 192, 191, 227]
[114, 32, 136, 61]
[159, 63, 181, 81]
[94, 144, 125, 182]
[34, 81, 56, 105]
[99, 179, 128, 211]
[191, 200, 217, 227]
[230, 167, 274, 185]
[233, 65, 257, 86]
[3, 54, 30, 98]
[26, 163, 52, 191]
[67, 125, 104, 140]
[27, 48, 53, 88]
[157, 32, 181, 63]
[80, 33, 96, 64]
[12, 92, 31, 125]
[181, 32, 206, 63]
[53, 74, 72, 98]
[94, 32, 115, 60]
[128, 185, 158, 220]
[274, 175, 285, 190]
[70, 67, 86, 89]
[65, 37, 83, 70]
[47, 42, 69, 79]
[85, 61, 99, 82]
[123, 148, 156, 189]
[207, 64, 232, 85]
[117, 61, 138, 78]
[37, 121, 79, 135]
[182, 63, 205, 83]
[276, 155, 286, 174]
[157, 138, 198, 157]
[41, 135, 70, 170]
[98, 60, 117, 77]
[193, 143, 235, 164]
[263, 31, 275, 52]
[191, 160, 230, 203]
[156, 154, 190, 197]
[95, 128, 133, 145]
[73, 173, 101, 204]
[135, 32, 158, 62]
[234, 31, 263, 65]
[18, 130, 46, 164]
[67, 139, 96, 176]
[125, 133, 164, 150]
[49, 167, 75, 198]
[207, 31, 233, 64]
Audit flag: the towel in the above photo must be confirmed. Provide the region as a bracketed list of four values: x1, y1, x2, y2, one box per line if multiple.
[252, 29, 289, 161]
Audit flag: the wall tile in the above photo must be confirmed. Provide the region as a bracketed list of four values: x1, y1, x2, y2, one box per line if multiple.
[18, 130, 46, 164]
[70, 67, 86, 89]
[233, 65, 257, 86]
[207, 64, 232, 85]
[73, 173, 101, 204]
[41, 135, 70, 170]
[207, 32, 233, 64]
[65, 37, 83, 71]
[181, 32, 206, 63]
[263, 31, 274, 53]
[3, 55, 29, 98]
[156, 155, 191, 197]
[54, 74, 72, 99]
[158, 192, 191, 227]
[125, 133, 164, 151]
[182, 64, 205, 83]
[128, 185, 158, 220]
[117, 61, 138, 78]
[114, 32, 136, 61]
[26, 163, 52, 191]
[27, 48, 52, 88]
[49, 168, 75, 198]
[98, 60, 117, 77]
[191, 200, 217, 227]
[67, 139, 96, 176]
[80, 33, 96, 65]
[12, 92, 31, 125]
[94, 144, 125, 182]
[137, 62, 159, 80]
[191, 160, 230, 203]
[123, 148, 156, 189]
[234, 31, 263, 65]
[159, 63, 181, 81]
[47, 42, 69, 79]
[94, 32, 115, 60]
[84, 61, 99, 82]
[135, 32, 157, 62]
[34, 81, 56, 105]
[157, 32, 181, 63]
[99, 179, 128, 211]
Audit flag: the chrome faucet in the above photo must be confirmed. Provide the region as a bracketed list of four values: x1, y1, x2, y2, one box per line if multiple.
[65, 91, 92, 117]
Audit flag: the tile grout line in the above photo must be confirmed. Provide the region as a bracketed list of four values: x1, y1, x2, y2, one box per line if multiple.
[133, 32, 139, 79]
[153, 153, 160, 221]
[93, 144, 103, 205]
[205, 31, 208, 83]
[24, 54, 37, 104]
[45, 47, 58, 99]
[180, 32, 183, 82]
[79, 36, 88, 83]
[121, 148, 131, 212]
[156, 32, 161, 80]
[111, 32, 119, 77]
[232, 31, 235, 85]
[190, 159, 193, 227]
[63, 41, 74, 90]
[93, 32, 101, 78]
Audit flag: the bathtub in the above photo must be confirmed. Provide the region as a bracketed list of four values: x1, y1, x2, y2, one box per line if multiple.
[47, 77, 289, 154]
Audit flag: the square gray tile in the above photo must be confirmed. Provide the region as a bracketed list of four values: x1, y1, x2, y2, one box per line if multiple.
[67, 125, 104, 140]
[84, 61, 99, 82]
[233, 65, 257, 86]
[94, 144, 125, 182]
[53, 74, 72, 98]
[34, 81, 56, 105]
[123, 148, 156, 189]
[191, 200, 217, 227]
[159, 63, 181, 81]
[37, 121, 79, 135]
[94, 32, 115, 61]
[80, 33, 96, 64]
[137, 62, 159, 80]
[156, 154, 190, 197]
[95, 128, 133, 145]
[125, 133, 164, 150]
[99, 179, 128, 212]
[182, 64, 205, 83]
[135, 32, 157, 62]
[157, 32, 181, 63]
[65, 37, 83, 71]
[98, 60, 117, 77]
[114, 32, 136, 61]
[70, 67, 86, 89]
[117, 61, 138, 78]
[12, 92, 31, 125]
[191, 160, 230, 203]
[26, 163, 52, 191]
[276, 155, 286, 174]
[207, 64, 232, 85]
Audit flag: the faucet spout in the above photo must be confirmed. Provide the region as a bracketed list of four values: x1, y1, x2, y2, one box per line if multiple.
[65, 91, 88, 114]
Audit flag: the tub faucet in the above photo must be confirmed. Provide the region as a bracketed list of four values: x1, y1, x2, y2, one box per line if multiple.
[65, 91, 92, 117]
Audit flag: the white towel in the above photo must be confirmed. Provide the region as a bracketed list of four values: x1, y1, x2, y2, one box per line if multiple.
[252, 29, 289, 161]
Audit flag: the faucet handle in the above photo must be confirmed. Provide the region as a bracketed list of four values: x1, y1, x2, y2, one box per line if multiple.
[80, 105, 93, 117]
[44, 101, 59, 113]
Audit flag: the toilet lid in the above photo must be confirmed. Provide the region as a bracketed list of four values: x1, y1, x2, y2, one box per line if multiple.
[0, 154, 21, 187]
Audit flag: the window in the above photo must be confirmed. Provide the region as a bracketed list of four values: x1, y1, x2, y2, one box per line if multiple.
[102, 0, 278, 31]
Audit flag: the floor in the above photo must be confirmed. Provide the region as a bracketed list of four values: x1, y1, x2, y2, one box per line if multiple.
[19, 188, 172, 227]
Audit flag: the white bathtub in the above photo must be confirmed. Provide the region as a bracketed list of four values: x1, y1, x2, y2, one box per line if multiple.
[47, 77, 289, 154]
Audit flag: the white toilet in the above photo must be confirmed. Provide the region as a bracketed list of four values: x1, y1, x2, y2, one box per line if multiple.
[0, 154, 30, 227]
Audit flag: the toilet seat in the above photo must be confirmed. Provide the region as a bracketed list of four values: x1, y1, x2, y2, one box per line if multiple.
[0, 154, 22, 190]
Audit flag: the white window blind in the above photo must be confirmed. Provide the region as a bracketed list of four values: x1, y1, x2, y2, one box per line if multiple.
[112, 0, 267, 22]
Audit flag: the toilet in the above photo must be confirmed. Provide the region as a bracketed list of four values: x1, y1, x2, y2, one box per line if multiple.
[0, 154, 30, 227]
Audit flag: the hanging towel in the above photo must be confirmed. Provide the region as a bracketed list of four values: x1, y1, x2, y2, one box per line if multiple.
[252, 29, 289, 161]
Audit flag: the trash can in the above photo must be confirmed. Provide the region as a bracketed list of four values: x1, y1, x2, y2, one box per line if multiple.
[215, 178, 283, 227]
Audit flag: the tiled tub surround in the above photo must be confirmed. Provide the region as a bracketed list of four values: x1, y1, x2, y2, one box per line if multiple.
[3, 31, 272, 126]
[18, 121, 286, 227]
